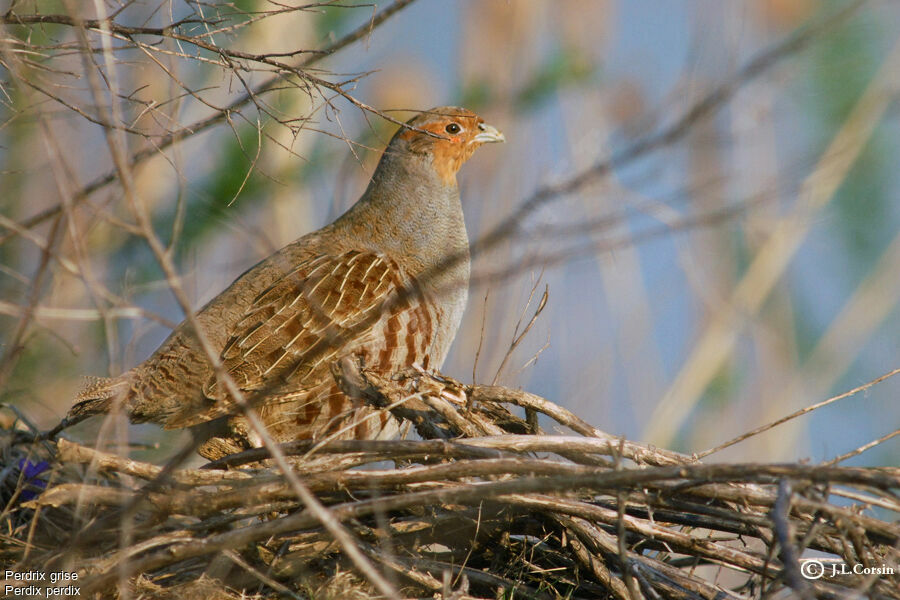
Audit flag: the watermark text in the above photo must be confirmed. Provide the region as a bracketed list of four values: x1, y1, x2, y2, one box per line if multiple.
[800, 559, 896, 580]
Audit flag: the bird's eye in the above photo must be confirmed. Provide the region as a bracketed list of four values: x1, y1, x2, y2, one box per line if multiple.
[445, 123, 461, 135]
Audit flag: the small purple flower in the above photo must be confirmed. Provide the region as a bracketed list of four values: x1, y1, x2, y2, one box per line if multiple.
[17, 458, 50, 501]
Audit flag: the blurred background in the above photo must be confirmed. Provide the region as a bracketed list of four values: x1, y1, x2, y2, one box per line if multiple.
[1, 0, 898, 466]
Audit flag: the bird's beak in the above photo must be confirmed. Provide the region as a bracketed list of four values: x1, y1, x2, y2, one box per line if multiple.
[473, 123, 505, 144]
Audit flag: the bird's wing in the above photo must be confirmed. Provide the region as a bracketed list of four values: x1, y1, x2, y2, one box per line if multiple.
[199, 249, 429, 406]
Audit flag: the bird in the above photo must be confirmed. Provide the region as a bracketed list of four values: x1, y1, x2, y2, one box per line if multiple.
[66, 106, 505, 460]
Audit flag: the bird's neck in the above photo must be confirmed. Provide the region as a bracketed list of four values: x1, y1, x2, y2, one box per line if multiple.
[335, 149, 471, 290]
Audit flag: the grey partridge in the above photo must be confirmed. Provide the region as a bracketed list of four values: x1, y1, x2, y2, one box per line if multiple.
[67, 106, 505, 459]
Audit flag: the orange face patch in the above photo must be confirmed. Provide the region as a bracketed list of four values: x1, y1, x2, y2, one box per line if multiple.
[395, 110, 487, 186]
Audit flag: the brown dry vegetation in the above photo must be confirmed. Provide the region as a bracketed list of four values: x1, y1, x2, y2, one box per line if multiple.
[3, 361, 898, 599]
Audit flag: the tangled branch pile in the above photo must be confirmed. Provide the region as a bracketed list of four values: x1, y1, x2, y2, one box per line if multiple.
[3, 361, 899, 599]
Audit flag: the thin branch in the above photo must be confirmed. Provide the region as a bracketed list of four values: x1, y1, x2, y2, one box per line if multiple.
[697, 365, 900, 459]
[0, 0, 422, 246]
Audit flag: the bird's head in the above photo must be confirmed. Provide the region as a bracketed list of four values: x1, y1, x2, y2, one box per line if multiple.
[391, 106, 505, 185]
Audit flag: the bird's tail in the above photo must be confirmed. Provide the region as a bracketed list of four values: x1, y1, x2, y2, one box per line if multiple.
[66, 376, 130, 424]
[35, 376, 130, 441]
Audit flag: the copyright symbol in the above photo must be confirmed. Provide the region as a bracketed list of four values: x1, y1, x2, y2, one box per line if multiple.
[800, 559, 825, 580]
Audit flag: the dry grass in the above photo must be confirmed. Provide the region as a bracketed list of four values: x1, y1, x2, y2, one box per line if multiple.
[3, 362, 898, 599]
